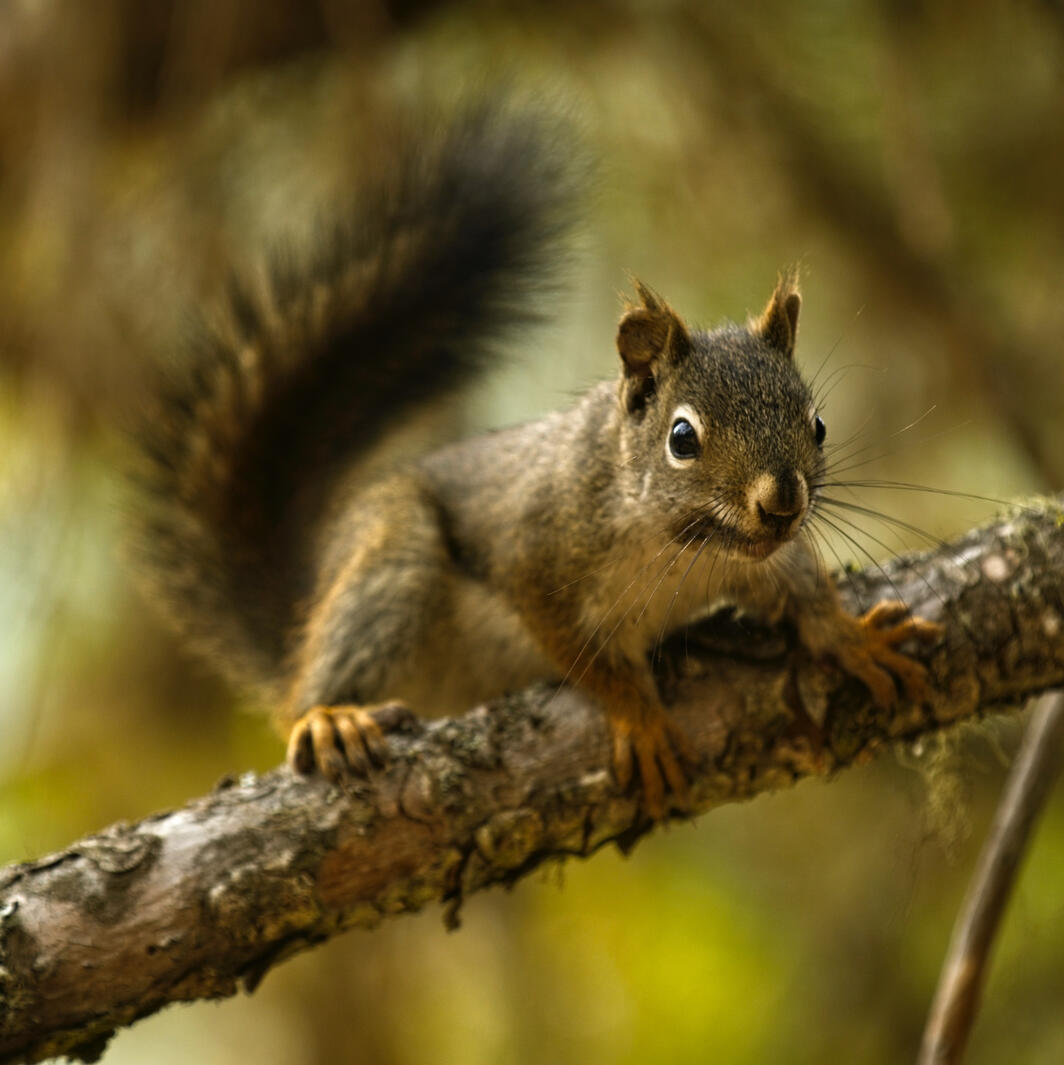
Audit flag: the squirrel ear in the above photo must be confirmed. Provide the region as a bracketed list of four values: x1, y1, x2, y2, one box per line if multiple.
[617, 282, 691, 382]
[754, 272, 801, 359]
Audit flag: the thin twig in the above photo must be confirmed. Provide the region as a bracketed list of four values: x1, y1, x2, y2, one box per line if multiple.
[916, 691, 1064, 1065]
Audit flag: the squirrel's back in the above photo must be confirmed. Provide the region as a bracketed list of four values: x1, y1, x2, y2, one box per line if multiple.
[132, 102, 580, 696]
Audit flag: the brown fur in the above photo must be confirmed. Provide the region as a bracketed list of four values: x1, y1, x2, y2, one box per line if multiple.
[282, 277, 941, 819]
[135, 111, 940, 820]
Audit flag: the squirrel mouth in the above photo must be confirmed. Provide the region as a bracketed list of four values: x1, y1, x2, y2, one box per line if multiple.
[683, 516, 791, 561]
[735, 538, 782, 561]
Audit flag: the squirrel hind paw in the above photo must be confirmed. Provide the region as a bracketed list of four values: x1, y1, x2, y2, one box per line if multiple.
[286, 704, 397, 780]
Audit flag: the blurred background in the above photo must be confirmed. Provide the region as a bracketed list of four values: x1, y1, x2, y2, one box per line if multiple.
[1, 1, 1063, 1062]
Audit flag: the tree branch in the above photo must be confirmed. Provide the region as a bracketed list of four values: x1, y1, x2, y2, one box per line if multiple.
[2, 499, 1063, 1064]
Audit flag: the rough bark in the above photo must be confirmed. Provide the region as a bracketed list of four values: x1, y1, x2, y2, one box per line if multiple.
[2, 499, 1063, 1064]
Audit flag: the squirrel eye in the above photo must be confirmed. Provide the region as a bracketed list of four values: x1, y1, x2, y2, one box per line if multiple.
[669, 418, 701, 460]
[814, 415, 826, 447]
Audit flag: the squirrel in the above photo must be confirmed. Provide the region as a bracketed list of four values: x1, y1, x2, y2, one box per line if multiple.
[133, 103, 942, 820]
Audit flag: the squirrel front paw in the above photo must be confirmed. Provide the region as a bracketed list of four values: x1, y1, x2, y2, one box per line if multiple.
[833, 600, 943, 708]
[608, 707, 692, 820]
[286, 703, 408, 780]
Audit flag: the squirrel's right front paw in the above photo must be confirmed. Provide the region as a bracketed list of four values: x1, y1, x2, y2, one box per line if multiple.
[286, 703, 404, 780]
[609, 710, 692, 821]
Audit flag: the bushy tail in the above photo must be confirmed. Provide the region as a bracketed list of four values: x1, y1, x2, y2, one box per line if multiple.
[132, 102, 581, 695]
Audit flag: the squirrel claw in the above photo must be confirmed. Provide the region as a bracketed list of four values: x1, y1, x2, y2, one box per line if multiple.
[609, 711, 691, 820]
[287, 704, 393, 780]
[839, 600, 943, 709]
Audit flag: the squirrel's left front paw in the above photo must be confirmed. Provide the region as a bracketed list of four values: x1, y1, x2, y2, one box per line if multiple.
[286, 703, 406, 780]
[838, 601, 943, 708]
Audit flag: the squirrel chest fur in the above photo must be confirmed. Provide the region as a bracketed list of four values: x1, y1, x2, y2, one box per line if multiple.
[135, 106, 940, 818]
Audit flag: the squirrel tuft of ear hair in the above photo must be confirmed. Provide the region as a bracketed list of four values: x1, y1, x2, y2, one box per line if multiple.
[753, 269, 801, 359]
[616, 281, 692, 381]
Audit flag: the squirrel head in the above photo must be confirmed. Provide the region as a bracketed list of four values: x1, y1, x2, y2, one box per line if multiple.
[615, 273, 825, 561]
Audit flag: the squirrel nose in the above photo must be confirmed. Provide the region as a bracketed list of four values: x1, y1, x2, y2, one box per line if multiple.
[750, 471, 808, 537]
